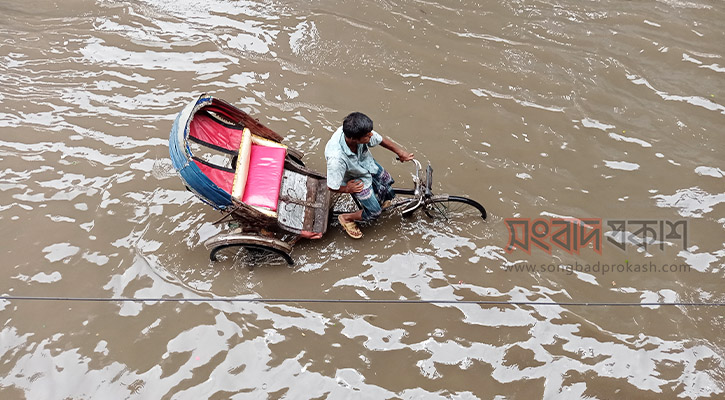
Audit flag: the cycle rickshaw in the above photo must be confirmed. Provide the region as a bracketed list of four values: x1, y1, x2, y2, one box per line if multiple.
[169, 94, 487, 265]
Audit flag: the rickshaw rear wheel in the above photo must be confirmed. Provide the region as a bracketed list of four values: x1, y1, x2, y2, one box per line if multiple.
[205, 233, 294, 265]
[209, 244, 294, 265]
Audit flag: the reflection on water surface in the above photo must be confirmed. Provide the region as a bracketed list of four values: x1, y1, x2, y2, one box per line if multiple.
[0, 0, 723, 398]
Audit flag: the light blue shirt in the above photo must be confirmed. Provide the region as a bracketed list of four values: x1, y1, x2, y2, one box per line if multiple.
[325, 127, 383, 190]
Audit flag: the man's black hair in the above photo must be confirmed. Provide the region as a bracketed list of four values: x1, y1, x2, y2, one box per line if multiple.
[342, 112, 373, 139]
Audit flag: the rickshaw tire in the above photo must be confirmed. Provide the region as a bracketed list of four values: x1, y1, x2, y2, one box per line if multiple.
[424, 195, 487, 220]
[210, 244, 294, 265]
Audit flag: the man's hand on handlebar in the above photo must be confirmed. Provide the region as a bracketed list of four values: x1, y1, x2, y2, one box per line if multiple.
[396, 151, 415, 162]
[381, 137, 414, 162]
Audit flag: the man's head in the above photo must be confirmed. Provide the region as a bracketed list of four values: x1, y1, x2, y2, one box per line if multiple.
[342, 112, 374, 142]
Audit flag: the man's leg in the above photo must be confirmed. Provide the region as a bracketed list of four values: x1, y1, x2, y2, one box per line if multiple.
[371, 160, 395, 204]
[338, 207, 364, 238]
[352, 186, 383, 222]
[339, 209, 363, 224]
[338, 186, 381, 238]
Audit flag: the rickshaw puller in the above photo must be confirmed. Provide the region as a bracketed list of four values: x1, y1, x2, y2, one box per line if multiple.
[324, 112, 414, 239]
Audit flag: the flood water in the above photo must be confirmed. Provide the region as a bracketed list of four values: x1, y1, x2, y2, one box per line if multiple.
[1, 0, 723, 398]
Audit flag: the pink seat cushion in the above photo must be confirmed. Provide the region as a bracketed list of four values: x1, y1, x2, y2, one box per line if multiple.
[242, 145, 286, 211]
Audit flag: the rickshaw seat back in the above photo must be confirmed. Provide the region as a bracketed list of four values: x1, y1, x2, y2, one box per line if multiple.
[277, 169, 330, 235]
[232, 128, 287, 214]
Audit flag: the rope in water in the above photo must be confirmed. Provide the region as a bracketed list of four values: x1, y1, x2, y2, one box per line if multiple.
[1, 295, 723, 307]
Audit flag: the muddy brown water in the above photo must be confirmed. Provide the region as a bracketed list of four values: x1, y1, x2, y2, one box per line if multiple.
[1, 0, 723, 398]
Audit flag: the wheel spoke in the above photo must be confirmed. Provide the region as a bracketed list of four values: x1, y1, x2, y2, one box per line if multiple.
[424, 195, 487, 222]
[430, 201, 450, 220]
[211, 244, 293, 265]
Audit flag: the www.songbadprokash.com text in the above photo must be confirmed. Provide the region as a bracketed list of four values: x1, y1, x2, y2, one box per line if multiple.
[505, 261, 690, 276]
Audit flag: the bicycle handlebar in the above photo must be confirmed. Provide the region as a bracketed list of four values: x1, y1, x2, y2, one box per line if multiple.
[394, 157, 422, 170]
[394, 157, 424, 196]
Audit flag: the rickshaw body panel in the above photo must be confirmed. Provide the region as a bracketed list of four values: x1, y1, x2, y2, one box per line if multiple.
[168, 94, 331, 263]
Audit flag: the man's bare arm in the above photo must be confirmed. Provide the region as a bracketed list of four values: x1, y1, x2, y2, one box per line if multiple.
[380, 137, 414, 161]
